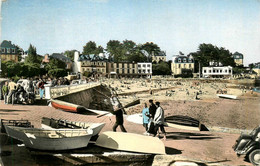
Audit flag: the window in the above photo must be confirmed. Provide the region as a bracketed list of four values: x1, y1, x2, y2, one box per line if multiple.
[220, 70, 222, 73]
[178, 58, 181, 63]
[117, 63, 119, 68]
[209, 70, 211, 73]
[111, 63, 113, 67]
[184, 64, 186, 68]
[127, 63, 129, 68]
[7, 48, 11, 53]
[1, 48, 5, 53]
[183, 58, 187, 63]
[189, 64, 191, 68]
[213, 70, 216, 73]
[225, 70, 227, 73]
[138, 70, 141, 73]
[147, 69, 150, 73]
[143, 70, 145, 73]
[138, 64, 141, 68]
[178, 64, 181, 68]
[12, 48, 15, 53]
[204, 70, 206, 73]
[147, 64, 150, 67]
[143, 64, 146, 67]
[122, 69, 124, 74]
[127, 69, 130, 73]
[117, 69, 119, 73]
[229, 70, 231, 73]
[132, 69, 135, 74]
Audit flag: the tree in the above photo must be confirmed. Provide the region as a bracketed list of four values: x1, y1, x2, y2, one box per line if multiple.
[106, 40, 124, 62]
[25, 44, 41, 64]
[152, 61, 171, 75]
[191, 43, 236, 73]
[44, 58, 67, 77]
[83, 41, 97, 55]
[64, 50, 77, 61]
[95, 46, 104, 55]
[141, 42, 161, 62]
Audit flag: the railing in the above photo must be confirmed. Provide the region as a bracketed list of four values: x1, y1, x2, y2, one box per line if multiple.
[45, 82, 101, 99]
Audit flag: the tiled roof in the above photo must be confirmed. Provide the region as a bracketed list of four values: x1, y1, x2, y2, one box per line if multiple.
[78, 54, 107, 62]
[50, 53, 72, 63]
[0, 40, 17, 49]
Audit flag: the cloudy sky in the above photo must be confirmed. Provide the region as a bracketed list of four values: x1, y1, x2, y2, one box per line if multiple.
[1, 0, 260, 65]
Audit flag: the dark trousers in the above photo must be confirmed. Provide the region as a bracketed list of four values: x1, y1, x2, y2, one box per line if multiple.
[154, 124, 166, 135]
[143, 123, 148, 131]
[113, 122, 127, 132]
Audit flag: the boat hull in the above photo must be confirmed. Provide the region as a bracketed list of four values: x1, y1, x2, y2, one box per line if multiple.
[5, 126, 93, 151]
[217, 94, 237, 99]
[95, 131, 165, 154]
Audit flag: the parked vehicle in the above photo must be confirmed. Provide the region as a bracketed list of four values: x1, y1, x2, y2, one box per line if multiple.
[233, 125, 260, 165]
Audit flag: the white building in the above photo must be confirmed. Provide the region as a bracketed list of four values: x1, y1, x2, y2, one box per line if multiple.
[202, 66, 233, 78]
[137, 62, 152, 78]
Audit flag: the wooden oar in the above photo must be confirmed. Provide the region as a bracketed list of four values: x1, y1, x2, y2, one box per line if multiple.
[96, 99, 140, 118]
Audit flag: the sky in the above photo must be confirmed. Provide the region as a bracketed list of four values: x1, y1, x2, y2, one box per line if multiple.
[1, 0, 260, 66]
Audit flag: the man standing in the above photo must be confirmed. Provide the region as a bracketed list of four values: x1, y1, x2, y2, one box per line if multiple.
[148, 99, 157, 119]
[154, 101, 166, 140]
[2, 81, 8, 104]
[7, 79, 16, 104]
[110, 94, 127, 132]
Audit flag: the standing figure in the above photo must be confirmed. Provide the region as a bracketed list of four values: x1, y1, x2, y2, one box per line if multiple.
[38, 79, 45, 99]
[142, 103, 150, 132]
[154, 102, 166, 140]
[7, 79, 17, 104]
[2, 81, 9, 104]
[148, 99, 157, 119]
[110, 94, 127, 132]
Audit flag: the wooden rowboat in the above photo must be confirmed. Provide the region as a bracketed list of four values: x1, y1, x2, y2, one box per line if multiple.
[5, 125, 93, 151]
[95, 131, 165, 154]
[41, 117, 105, 137]
[50, 99, 87, 113]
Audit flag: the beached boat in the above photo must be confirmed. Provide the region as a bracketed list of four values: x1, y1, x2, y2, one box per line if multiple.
[95, 131, 165, 154]
[41, 117, 105, 136]
[217, 94, 237, 99]
[126, 114, 201, 131]
[50, 99, 87, 113]
[0, 119, 33, 133]
[4, 125, 93, 150]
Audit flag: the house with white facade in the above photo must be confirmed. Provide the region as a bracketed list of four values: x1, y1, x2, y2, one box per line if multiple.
[202, 66, 233, 78]
[137, 62, 152, 78]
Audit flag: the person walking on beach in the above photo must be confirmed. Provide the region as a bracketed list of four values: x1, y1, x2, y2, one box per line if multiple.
[148, 99, 157, 119]
[142, 103, 150, 131]
[2, 81, 9, 104]
[110, 94, 127, 132]
[154, 101, 166, 140]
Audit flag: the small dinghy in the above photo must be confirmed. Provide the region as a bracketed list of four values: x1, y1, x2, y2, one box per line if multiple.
[49, 99, 87, 113]
[217, 94, 237, 100]
[95, 131, 165, 154]
[41, 117, 105, 137]
[4, 125, 93, 150]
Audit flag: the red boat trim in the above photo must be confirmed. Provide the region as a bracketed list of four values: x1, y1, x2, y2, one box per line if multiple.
[51, 101, 78, 113]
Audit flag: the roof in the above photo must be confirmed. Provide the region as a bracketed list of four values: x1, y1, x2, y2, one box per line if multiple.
[154, 51, 166, 57]
[232, 52, 243, 59]
[50, 53, 72, 63]
[0, 40, 17, 49]
[78, 54, 108, 62]
[173, 55, 194, 63]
